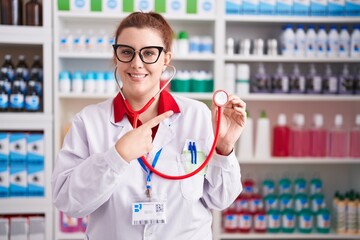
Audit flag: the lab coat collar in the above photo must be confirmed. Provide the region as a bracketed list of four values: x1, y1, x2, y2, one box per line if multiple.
[112, 90, 181, 125]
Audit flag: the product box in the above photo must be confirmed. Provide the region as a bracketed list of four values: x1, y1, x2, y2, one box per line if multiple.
[9, 133, 27, 166]
[27, 133, 44, 165]
[166, 0, 186, 15]
[345, 0, 360, 15]
[293, 0, 310, 15]
[28, 216, 45, 240]
[226, 0, 243, 14]
[276, 0, 293, 14]
[328, 0, 345, 15]
[0, 133, 9, 167]
[0, 166, 9, 198]
[10, 218, 28, 240]
[28, 164, 44, 197]
[102, 0, 122, 12]
[10, 165, 27, 197]
[197, 0, 215, 15]
[243, 0, 260, 14]
[136, 0, 155, 12]
[0, 218, 9, 239]
[310, 0, 328, 15]
[70, 0, 91, 11]
[260, 0, 276, 14]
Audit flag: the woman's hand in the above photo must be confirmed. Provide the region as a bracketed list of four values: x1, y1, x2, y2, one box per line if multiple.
[115, 111, 174, 162]
[211, 95, 246, 155]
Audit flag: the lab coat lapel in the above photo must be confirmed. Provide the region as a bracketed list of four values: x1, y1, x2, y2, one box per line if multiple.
[151, 114, 178, 155]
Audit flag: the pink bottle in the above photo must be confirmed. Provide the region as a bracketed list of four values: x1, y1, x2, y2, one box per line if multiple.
[328, 114, 349, 157]
[309, 114, 328, 157]
[272, 113, 291, 157]
[290, 114, 310, 157]
[60, 212, 79, 233]
[349, 114, 360, 158]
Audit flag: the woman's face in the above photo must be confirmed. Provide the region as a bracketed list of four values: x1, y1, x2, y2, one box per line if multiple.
[115, 27, 171, 100]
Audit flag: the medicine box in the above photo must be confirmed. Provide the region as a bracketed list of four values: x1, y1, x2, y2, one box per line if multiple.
[0, 166, 9, 198]
[293, 0, 310, 15]
[260, 0, 276, 14]
[345, 0, 360, 15]
[0, 133, 9, 167]
[310, 0, 328, 15]
[328, 0, 345, 15]
[167, 0, 187, 15]
[70, 0, 91, 11]
[28, 164, 44, 197]
[243, 0, 260, 14]
[9, 133, 27, 166]
[226, 0, 243, 14]
[10, 165, 27, 197]
[27, 133, 44, 165]
[276, 0, 293, 14]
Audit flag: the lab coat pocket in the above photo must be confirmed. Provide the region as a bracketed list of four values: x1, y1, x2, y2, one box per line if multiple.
[177, 145, 206, 201]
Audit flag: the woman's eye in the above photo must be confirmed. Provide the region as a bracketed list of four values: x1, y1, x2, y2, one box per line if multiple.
[121, 49, 133, 55]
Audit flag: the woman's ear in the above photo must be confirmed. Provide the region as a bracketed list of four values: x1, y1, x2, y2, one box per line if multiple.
[164, 51, 172, 65]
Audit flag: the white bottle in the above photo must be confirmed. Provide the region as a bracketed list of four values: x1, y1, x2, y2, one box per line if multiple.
[177, 31, 189, 56]
[295, 24, 306, 57]
[236, 111, 254, 160]
[97, 30, 109, 53]
[72, 71, 84, 93]
[281, 24, 295, 56]
[339, 25, 351, 58]
[306, 25, 317, 58]
[59, 71, 71, 93]
[328, 25, 340, 58]
[255, 110, 271, 160]
[73, 29, 86, 52]
[350, 25, 360, 58]
[316, 25, 328, 58]
[84, 71, 96, 93]
[105, 71, 117, 93]
[85, 29, 97, 52]
[236, 64, 251, 96]
[59, 29, 73, 52]
[225, 64, 236, 94]
[95, 72, 106, 94]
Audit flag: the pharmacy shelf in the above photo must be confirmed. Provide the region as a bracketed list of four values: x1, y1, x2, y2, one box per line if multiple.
[224, 15, 360, 23]
[224, 55, 360, 63]
[238, 158, 360, 164]
[0, 199, 52, 214]
[0, 26, 51, 44]
[219, 232, 360, 239]
[56, 232, 85, 240]
[0, 113, 53, 124]
[241, 94, 360, 101]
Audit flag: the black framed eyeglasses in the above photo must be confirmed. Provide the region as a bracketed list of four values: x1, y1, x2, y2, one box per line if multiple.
[113, 44, 166, 64]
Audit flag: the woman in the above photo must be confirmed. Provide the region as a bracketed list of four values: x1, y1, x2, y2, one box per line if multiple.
[52, 12, 246, 240]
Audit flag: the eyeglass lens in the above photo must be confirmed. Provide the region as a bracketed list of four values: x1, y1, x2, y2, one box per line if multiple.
[115, 46, 162, 64]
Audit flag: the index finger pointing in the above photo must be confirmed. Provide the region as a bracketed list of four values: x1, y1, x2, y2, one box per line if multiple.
[144, 110, 174, 128]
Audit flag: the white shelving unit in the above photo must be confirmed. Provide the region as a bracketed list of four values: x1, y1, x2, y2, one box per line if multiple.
[0, 1, 53, 239]
[53, 1, 360, 240]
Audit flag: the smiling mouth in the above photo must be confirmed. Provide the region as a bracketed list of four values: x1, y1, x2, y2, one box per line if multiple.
[129, 73, 147, 79]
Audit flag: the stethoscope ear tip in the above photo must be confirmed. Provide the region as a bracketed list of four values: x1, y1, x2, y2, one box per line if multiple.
[213, 90, 229, 107]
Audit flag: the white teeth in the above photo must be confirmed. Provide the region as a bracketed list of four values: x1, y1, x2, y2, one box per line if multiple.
[130, 74, 146, 78]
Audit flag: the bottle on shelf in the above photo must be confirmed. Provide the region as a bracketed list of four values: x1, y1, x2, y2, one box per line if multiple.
[309, 114, 328, 157]
[349, 114, 360, 158]
[281, 208, 296, 233]
[25, 0, 42, 26]
[294, 24, 306, 57]
[339, 25, 351, 58]
[15, 55, 29, 81]
[316, 208, 331, 233]
[59, 29, 73, 52]
[328, 25, 340, 58]
[290, 113, 310, 157]
[0, 71, 11, 95]
[298, 208, 314, 233]
[0, 0, 23, 25]
[267, 209, 281, 233]
[0, 80, 9, 112]
[316, 25, 328, 58]
[25, 80, 40, 112]
[351, 25, 360, 58]
[1, 54, 15, 81]
[305, 25, 317, 57]
[271, 63, 289, 93]
[289, 64, 306, 94]
[306, 64, 322, 94]
[9, 80, 24, 112]
[236, 111, 254, 160]
[322, 64, 339, 94]
[252, 63, 270, 93]
[338, 64, 354, 95]
[280, 24, 295, 56]
[254, 110, 271, 160]
[177, 31, 189, 56]
[328, 114, 349, 157]
[272, 113, 290, 157]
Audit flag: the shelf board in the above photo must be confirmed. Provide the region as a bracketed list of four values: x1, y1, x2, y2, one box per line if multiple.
[0, 198, 52, 214]
[57, 11, 215, 21]
[173, 54, 216, 61]
[225, 55, 360, 62]
[0, 26, 51, 44]
[241, 94, 360, 101]
[224, 15, 360, 23]
[239, 158, 360, 164]
[0, 113, 53, 123]
[220, 232, 360, 239]
[56, 232, 85, 240]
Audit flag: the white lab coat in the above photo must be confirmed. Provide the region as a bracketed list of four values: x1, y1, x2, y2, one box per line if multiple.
[52, 95, 242, 240]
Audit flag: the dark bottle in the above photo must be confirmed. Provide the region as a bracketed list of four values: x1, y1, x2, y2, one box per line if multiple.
[0, 71, 11, 94]
[13, 71, 26, 94]
[25, 80, 40, 112]
[9, 80, 24, 112]
[25, 0, 42, 26]
[15, 55, 29, 81]
[0, 80, 9, 112]
[30, 55, 43, 84]
[1, 54, 15, 81]
[0, 0, 23, 25]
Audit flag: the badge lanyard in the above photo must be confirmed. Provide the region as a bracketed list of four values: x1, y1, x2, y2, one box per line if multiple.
[137, 148, 163, 199]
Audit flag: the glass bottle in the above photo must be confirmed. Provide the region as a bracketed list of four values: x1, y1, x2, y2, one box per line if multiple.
[25, 0, 42, 26]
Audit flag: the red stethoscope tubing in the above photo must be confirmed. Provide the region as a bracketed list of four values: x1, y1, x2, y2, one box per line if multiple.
[131, 105, 222, 180]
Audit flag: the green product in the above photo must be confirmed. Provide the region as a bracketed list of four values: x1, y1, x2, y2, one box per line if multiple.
[190, 79, 207, 92]
[171, 79, 190, 92]
[279, 177, 292, 194]
[262, 179, 275, 196]
[298, 208, 313, 234]
[123, 0, 134, 12]
[310, 178, 322, 195]
[316, 208, 331, 234]
[91, 0, 102, 11]
[311, 193, 325, 213]
[205, 79, 213, 92]
[295, 178, 307, 194]
[295, 193, 309, 213]
[281, 209, 296, 233]
[186, 0, 197, 14]
[264, 194, 278, 211]
[154, 0, 166, 13]
[267, 209, 281, 233]
[279, 193, 293, 211]
[178, 31, 188, 40]
[58, 0, 70, 11]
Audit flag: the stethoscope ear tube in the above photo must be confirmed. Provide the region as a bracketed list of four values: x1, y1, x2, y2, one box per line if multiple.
[138, 105, 222, 180]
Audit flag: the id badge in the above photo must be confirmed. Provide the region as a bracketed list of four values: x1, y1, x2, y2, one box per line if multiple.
[132, 201, 166, 225]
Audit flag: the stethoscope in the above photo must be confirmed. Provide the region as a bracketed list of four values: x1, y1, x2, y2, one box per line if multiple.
[114, 65, 229, 180]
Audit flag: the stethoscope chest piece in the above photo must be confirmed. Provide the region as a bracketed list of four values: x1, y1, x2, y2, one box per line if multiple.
[213, 90, 229, 107]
